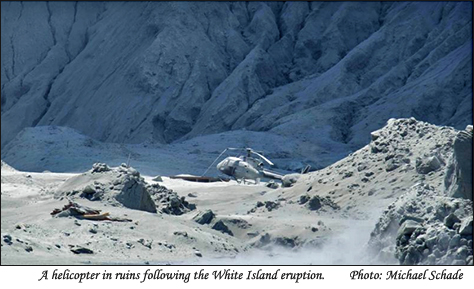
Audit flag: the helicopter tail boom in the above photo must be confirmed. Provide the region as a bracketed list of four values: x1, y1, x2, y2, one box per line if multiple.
[262, 169, 283, 180]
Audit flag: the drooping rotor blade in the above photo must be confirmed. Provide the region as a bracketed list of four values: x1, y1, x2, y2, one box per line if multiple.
[262, 169, 283, 180]
[227, 147, 243, 151]
[251, 151, 274, 166]
[201, 148, 228, 176]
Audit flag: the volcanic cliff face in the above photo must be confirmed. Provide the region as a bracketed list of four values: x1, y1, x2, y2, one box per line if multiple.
[1, 2, 472, 159]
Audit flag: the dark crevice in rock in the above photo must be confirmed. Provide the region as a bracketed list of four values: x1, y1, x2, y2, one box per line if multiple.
[9, 35, 15, 77]
[46, 2, 57, 46]
[65, 1, 78, 61]
[17, 1, 23, 21]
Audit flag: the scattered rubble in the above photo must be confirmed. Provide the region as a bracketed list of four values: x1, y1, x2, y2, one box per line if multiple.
[247, 200, 281, 213]
[51, 201, 132, 222]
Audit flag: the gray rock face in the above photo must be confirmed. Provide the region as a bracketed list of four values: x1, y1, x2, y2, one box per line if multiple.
[445, 128, 473, 200]
[1, 2, 471, 169]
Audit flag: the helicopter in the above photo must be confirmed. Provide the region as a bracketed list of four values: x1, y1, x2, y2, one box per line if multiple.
[201, 148, 285, 184]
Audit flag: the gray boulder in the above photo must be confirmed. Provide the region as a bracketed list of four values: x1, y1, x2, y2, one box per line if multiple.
[416, 156, 442, 174]
[91, 163, 111, 173]
[152, 175, 163, 182]
[266, 180, 279, 189]
[444, 213, 460, 229]
[397, 220, 421, 238]
[282, 174, 300, 187]
[212, 220, 233, 236]
[306, 196, 322, 211]
[193, 210, 215, 225]
[458, 217, 473, 235]
[116, 176, 157, 213]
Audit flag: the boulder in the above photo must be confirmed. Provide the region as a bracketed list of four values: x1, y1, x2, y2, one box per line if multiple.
[444, 213, 460, 229]
[299, 195, 310, 205]
[282, 174, 300, 187]
[212, 220, 233, 236]
[193, 210, 215, 225]
[70, 246, 94, 254]
[116, 177, 157, 213]
[91, 163, 110, 173]
[386, 159, 400, 172]
[416, 156, 442, 174]
[458, 217, 473, 235]
[307, 196, 322, 211]
[152, 175, 163, 182]
[397, 220, 421, 238]
[266, 180, 279, 189]
[264, 201, 279, 211]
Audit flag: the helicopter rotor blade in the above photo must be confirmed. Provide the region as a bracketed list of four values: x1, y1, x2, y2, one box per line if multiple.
[227, 147, 243, 151]
[201, 148, 228, 176]
[251, 151, 274, 166]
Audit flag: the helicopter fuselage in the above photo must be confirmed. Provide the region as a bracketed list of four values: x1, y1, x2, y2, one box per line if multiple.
[217, 156, 262, 181]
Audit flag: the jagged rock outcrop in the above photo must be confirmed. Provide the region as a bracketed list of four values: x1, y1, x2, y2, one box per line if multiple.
[1, 2, 471, 163]
[445, 125, 473, 200]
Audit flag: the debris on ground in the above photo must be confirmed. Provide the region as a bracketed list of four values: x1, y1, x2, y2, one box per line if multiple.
[51, 201, 132, 222]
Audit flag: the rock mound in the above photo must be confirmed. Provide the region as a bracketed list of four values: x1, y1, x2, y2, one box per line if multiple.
[148, 183, 196, 215]
[368, 184, 473, 265]
[56, 163, 195, 215]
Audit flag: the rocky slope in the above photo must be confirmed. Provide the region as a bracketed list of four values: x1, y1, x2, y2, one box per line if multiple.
[1, 2, 472, 168]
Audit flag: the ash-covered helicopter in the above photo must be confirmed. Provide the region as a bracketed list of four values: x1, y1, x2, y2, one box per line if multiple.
[202, 148, 294, 184]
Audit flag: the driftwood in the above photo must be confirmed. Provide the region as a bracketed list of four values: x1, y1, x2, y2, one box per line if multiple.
[51, 201, 132, 222]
